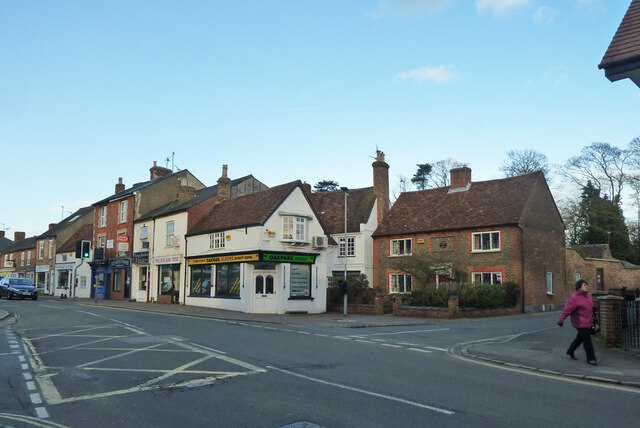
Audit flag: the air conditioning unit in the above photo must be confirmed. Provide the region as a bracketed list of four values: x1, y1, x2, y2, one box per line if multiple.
[312, 236, 327, 248]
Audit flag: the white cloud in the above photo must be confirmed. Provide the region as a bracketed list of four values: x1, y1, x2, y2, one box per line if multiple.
[393, 65, 460, 84]
[534, 6, 557, 24]
[369, 0, 453, 19]
[475, 0, 530, 17]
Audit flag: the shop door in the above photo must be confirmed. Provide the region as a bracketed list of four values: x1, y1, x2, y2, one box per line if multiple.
[253, 272, 276, 313]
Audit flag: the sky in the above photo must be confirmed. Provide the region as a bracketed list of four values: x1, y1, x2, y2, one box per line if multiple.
[1, 0, 639, 239]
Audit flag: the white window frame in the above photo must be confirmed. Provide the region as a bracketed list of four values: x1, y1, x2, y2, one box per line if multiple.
[389, 273, 412, 293]
[21, 252, 25, 266]
[99, 206, 107, 228]
[282, 216, 307, 242]
[38, 242, 44, 259]
[140, 227, 148, 240]
[209, 232, 226, 249]
[338, 236, 355, 257]
[48, 240, 53, 259]
[472, 272, 502, 284]
[119, 200, 128, 223]
[390, 238, 412, 256]
[472, 231, 501, 252]
[166, 221, 175, 247]
[27, 251, 31, 265]
[546, 272, 553, 295]
[98, 234, 106, 248]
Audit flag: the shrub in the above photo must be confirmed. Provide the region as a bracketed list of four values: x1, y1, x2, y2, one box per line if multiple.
[471, 283, 506, 308]
[502, 281, 520, 307]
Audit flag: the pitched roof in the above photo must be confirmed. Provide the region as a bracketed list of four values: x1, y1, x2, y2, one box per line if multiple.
[0, 236, 12, 252]
[571, 244, 613, 260]
[6, 236, 37, 252]
[37, 206, 93, 239]
[92, 169, 194, 206]
[307, 187, 376, 234]
[57, 224, 94, 253]
[598, 0, 640, 85]
[138, 175, 258, 221]
[372, 171, 546, 237]
[188, 180, 305, 236]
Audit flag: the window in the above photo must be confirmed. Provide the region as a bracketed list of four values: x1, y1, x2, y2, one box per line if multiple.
[215, 263, 240, 298]
[290, 264, 311, 298]
[119, 200, 128, 223]
[390, 239, 412, 256]
[48, 240, 53, 259]
[159, 264, 180, 296]
[80, 276, 87, 288]
[39, 242, 44, 259]
[98, 234, 106, 248]
[190, 265, 212, 297]
[339, 236, 355, 257]
[472, 272, 502, 284]
[27, 251, 31, 265]
[99, 206, 107, 227]
[139, 266, 148, 291]
[166, 221, 175, 246]
[282, 216, 306, 242]
[209, 232, 226, 249]
[546, 272, 553, 295]
[255, 275, 275, 295]
[472, 231, 500, 251]
[21, 252, 25, 266]
[140, 227, 148, 240]
[389, 273, 412, 293]
[575, 272, 581, 282]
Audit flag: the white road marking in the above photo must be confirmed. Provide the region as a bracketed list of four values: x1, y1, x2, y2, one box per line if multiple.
[267, 366, 455, 415]
[22, 363, 29, 370]
[365, 328, 450, 337]
[424, 346, 448, 352]
[408, 348, 433, 354]
[30, 393, 42, 404]
[35, 407, 50, 419]
[381, 343, 402, 348]
[23, 372, 33, 380]
[355, 340, 376, 344]
[27, 381, 37, 390]
[76, 310, 101, 317]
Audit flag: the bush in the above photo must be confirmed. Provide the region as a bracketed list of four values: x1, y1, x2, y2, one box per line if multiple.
[406, 281, 520, 309]
[327, 274, 372, 305]
[471, 283, 506, 308]
[502, 281, 520, 307]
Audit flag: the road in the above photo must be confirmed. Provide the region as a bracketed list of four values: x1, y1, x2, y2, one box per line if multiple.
[1, 298, 638, 427]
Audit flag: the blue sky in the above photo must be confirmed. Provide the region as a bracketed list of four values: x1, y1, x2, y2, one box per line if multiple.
[1, 0, 638, 238]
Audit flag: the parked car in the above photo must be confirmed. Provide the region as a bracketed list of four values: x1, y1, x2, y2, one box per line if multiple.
[0, 277, 38, 300]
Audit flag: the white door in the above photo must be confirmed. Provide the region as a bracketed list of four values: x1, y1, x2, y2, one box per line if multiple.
[253, 271, 276, 313]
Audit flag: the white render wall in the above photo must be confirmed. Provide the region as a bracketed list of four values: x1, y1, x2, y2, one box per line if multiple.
[53, 252, 93, 298]
[185, 187, 328, 314]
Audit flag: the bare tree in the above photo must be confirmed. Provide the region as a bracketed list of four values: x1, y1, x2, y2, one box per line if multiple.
[429, 159, 467, 188]
[560, 142, 630, 204]
[499, 149, 549, 178]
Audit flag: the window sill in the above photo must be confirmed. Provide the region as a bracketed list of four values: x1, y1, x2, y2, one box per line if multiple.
[389, 254, 412, 257]
[471, 249, 501, 253]
[547, 293, 555, 296]
[289, 296, 314, 301]
[213, 296, 240, 300]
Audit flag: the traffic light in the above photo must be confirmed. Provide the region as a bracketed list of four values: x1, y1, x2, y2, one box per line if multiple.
[81, 240, 91, 259]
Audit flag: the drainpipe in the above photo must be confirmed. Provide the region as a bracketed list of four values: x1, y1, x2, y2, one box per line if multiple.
[518, 225, 525, 313]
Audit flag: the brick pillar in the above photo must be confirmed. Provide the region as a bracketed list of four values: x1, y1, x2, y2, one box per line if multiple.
[392, 295, 403, 314]
[607, 286, 626, 297]
[597, 295, 624, 347]
[374, 294, 385, 315]
[448, 296, 459, 318]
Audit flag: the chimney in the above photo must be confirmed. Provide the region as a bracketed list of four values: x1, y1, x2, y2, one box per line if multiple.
[177, 178, 197, 203]
[0, 231, 4, 239]
[217, 164, 231, 201]
[115, 177, 125, 194]
[372, 150, 390, 225]
[150, 161, 172, 181]
[49, 223, 56, 230]
[14, 231, 25, 242]
[302, 182, 312, 195]
[450, 167, 472, 191]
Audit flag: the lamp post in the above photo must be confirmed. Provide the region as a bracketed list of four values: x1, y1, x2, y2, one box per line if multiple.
[341, 187, 348, 316]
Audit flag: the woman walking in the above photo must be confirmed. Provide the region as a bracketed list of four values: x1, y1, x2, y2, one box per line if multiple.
[558, 279, 598, 366]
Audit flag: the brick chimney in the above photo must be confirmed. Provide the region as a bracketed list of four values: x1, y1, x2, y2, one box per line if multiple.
[217, 165, 231, 201]
[14, 231, 25, 242]
[49, 223, 56, 230]
[450, 167, 472, 191]
[115, 177, 125, 194]
[0, 231, 4, 239]
[372, 150, 390, 225]
[302, 182, 312, 195]
[150, 161, 172, 181]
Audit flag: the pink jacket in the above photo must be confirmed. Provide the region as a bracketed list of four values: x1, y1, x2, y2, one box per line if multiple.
[558, 290, 593, 329]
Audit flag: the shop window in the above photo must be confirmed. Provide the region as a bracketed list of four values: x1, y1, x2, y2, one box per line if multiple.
[159, 264, 180, 296]
[190, 265, 212, 297]
[215, 263, 240, 298]
[290, 264, 311, 298]
[113, 269, 123, 292]
[139, 266, 148, 291]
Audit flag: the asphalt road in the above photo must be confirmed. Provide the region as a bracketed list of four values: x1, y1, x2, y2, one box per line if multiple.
[1, 299, 638, 427]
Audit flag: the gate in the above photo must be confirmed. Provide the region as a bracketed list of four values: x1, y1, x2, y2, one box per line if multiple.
[615, 299, 639, 350]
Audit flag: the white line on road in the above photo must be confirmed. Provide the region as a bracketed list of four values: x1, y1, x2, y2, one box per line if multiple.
[424, 346, 448, 352]
[355, 340, 377, 344]
[365, 328, 451, 337]
[408, 348, 433, 354]
[109, 319, 144, 332]
[381, 343, 402, 348]
[76, 310, 102, 317]
[188, 342, 227, 355]
[27, 381, 36, 391]
[30, 393, 42, 404]
[38, 304, 67, 310]
[35, 407, 50, 419]
[267, 366, 454, 415]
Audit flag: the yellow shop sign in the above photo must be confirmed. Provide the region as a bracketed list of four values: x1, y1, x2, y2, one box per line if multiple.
[188, 253, 259, 265]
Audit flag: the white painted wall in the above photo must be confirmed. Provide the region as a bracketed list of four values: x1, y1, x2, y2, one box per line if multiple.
[53, 252, 93, 298]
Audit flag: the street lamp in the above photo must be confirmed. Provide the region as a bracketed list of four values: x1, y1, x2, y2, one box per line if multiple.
[341, 187, 348, 316]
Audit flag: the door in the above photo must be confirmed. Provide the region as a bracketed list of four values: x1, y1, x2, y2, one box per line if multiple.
[253, 271, 276, 313]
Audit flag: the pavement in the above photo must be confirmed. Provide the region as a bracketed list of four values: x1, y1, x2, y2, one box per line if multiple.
[2, 296, 639, 389]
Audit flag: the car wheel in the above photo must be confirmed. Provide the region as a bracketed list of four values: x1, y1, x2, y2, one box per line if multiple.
[7, 293, 12, 300]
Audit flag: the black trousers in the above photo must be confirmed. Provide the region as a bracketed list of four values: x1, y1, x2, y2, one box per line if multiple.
[567, 328, 597, 361]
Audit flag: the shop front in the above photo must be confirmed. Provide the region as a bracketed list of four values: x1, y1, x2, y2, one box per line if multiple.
[185, 251, 324, 314]
[155, 255, 182, 304]
[35, 265, 51, 294]
[55, 262, 75, 297]
[109, 258, 131, 300]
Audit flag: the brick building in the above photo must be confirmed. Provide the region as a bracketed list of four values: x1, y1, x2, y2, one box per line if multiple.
[372, 167, 569, 313]
[0, 232, 37, 282]
[566, 244, 640, 294]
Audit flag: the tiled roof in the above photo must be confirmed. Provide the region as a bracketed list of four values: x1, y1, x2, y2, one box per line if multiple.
[188, 180, 304, 236]
[0, 237, 13, 252]
[92, 169, 194, 206]
[372, 171, 545, 237]
[572, 244, 613, 260]
[599, 0, 640, 69]
[308, 187, 376, 234]
[6, 236, 37, 252]
[57, 224, 94, 253]
[37, 206, 93, 238]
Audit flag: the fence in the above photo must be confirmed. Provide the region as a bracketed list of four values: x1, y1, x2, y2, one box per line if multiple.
[596, 289, 640, 351]
[615, 299, 639, 350]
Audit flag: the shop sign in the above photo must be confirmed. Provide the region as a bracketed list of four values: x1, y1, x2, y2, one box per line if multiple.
[36, 265, 50, 273]
[133, 252, 150, 265]
[262, 253, 316, 264]
[110, 258, 131, 269]
[56, 263, 75, 271]
[155, 255, 181, 265]
[188, 253, 259, 265]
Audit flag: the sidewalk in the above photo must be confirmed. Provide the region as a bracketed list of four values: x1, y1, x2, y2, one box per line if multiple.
[5, 296, 640, 389]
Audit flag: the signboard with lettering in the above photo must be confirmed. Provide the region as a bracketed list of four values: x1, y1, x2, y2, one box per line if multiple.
[155, 255, 181, 265]
[188, 253, 259, 265]
[262, 253, 316, 264]
[133, 252, 150, 265]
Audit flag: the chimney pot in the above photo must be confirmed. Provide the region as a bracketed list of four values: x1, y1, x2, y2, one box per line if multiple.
[115, 177, 125, 194]
[372, 150, 390, 225]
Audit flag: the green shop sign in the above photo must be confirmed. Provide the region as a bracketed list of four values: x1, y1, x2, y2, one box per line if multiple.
[262, 253, 316, 264]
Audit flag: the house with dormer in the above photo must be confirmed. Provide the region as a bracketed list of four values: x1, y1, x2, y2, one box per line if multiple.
[372, 167, 569, 313]
[184, 180, 329, 314]
[90, 162, 205, 300]
[131, 166, 266, 304]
